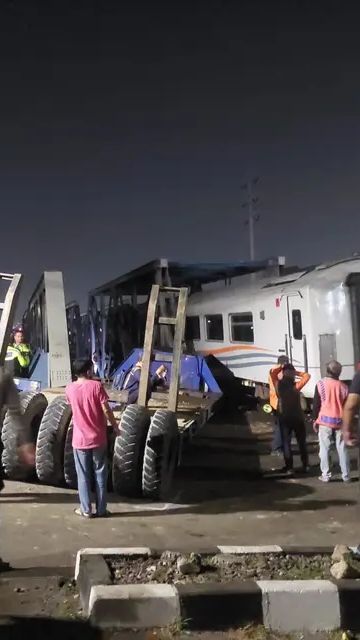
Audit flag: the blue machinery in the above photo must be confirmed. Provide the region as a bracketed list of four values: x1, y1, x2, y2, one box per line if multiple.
[113, 348, 221, 395]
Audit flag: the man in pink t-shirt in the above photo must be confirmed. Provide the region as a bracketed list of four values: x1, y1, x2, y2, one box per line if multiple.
[66, 358, 119, 518]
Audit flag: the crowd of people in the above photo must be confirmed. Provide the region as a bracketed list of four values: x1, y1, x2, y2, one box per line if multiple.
[65, 353, 360, 519]
[268, 356, 359, 481]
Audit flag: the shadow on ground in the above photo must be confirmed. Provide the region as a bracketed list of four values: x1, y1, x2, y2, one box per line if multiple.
[0, 617, 100, 640]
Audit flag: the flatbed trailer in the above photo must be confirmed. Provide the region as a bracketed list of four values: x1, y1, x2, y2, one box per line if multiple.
[1, 277, 221, 500]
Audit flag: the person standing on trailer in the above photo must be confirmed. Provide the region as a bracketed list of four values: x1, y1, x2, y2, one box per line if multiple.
[92, 352, 100, 377]
[312, 360, 350, 483]
[6, 326, 31, 378]
[270, 363, 310, 474]
[66, 358, 119, 518]
[123, 355, 168, 405]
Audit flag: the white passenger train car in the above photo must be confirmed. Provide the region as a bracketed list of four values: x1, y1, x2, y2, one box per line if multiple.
[186, 257, 360, 399]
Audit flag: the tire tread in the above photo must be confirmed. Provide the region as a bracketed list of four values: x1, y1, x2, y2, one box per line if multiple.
[112, 405, 150, 497]
[35, 396, 72, 485]
[2, 391, 48, 480]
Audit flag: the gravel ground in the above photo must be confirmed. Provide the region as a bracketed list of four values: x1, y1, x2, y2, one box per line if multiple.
[108, 552, 333, 584]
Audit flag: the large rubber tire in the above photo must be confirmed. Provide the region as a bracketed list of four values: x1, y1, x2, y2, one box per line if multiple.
[0, 407, 7, 461]
[63, 424, 77, 489]
[107, 428, 116, 492]
[1, 392, 48, 480]
[142, 409, 179, 501]
[36, 396, 72, 485]
[112, 405, 151, 497]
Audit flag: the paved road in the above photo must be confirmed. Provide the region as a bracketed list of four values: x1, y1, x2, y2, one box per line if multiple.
[0, 409, 359, 571]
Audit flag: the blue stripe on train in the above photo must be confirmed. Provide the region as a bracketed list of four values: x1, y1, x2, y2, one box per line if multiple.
[226, 361, 279, 369]
[225, 353, 278, 362]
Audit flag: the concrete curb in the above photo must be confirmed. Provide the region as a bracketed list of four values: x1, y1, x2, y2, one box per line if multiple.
[76, 546, 360, 631]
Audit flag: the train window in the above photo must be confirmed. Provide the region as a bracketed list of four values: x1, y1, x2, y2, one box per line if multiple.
[185, 316, 200, 341]
[205, 314, 224, 341]
[292, 309, 303, 340]
[230, 313, 254, 343]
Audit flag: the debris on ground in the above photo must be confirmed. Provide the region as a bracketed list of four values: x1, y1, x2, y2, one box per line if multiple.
[330, 545, 360, 580]
[107, 551, 333, 584]
[177, 553, 202, 575]
[0, 575, 81, 619]
[332, 545, 352, 563]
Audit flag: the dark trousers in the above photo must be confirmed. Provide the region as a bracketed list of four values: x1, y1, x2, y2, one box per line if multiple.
[272, 414, 282, 452]
[279, 417, 308, 470]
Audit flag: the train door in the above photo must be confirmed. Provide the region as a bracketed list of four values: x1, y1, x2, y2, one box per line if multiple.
[285, 293, 308, 371]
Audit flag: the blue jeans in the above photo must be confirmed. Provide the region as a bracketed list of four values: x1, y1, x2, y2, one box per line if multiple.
[318, 426, 350, 481]
[73, 446, 108, 516]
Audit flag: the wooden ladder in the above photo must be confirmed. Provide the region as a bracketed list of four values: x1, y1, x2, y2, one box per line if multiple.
[137, 285, 188, 413]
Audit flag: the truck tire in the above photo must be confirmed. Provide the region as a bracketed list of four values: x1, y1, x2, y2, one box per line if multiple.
[1, 392, 48, 480]
[107, 428, 116, 492]
[63, 424, 77, 489]
[112, 405, 151, 497]
[142, 409, 178, 501]
[36, 396, 72, 485]
[0, 407, 7, 460]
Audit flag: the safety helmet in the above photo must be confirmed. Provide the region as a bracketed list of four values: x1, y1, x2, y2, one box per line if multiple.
[12, 324, 24, 333]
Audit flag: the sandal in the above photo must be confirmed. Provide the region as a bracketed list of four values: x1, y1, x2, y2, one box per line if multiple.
[74, 508, 92, 519]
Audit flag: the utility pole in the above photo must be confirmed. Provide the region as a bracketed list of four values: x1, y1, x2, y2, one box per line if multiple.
[241, 177, 260, 261]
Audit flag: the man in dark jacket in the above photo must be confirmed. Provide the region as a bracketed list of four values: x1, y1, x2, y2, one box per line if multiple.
[0, 367, 34, 569]
[271, 363, 310, 474]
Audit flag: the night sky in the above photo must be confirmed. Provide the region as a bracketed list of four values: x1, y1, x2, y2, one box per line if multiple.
[1, 0, 360, 309]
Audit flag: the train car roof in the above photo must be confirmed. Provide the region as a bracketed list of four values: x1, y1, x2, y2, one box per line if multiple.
[188, 255, 360, 307]
[89, 257, 284, 296]
[89, 254, 360, 298]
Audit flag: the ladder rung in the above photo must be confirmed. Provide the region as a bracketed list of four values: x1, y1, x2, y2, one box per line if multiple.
[158, 316, 176, 325]
[159, 286, 182, 293]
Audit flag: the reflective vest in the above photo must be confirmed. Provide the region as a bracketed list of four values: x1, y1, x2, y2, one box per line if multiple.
[316, 377, 348, 428]
[6, 343, 31, 369]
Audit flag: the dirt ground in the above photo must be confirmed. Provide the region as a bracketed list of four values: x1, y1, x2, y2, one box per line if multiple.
[1, 410, 359, 571]
[0, 408, 359, 633]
